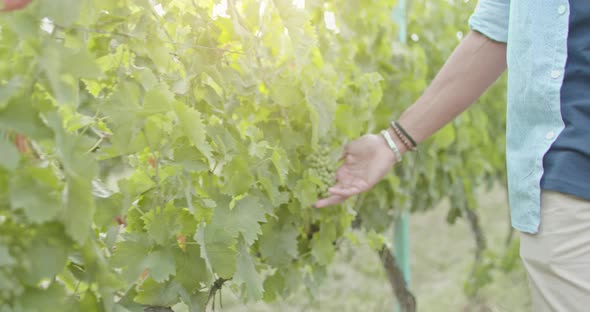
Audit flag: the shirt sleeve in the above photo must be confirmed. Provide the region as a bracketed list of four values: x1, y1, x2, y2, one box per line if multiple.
[468, 0, 510, 43]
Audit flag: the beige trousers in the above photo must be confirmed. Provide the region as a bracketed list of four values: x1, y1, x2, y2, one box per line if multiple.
[520, 190, 590, 312]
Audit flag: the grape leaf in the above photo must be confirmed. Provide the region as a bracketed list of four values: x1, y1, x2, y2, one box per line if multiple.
[311, 224, 337, 266]
[110, 234, 152, 283]
[134, 279, 182, 307]
[141, 85, 174, 116]
[0, 77, 23, 109]
[173, 244, 208, 292]
[304, 79, 337, 145]
[0, 136, 20, 171]
[145, 248, 176, 283]
[63, 49, 104, 79]
[78, 291, 101, 312]
[0, 100, 52, 140]
[39, 0, 82, 27]
[39, 43, 81, 108]
[172, 144, 209, 172]
[146, 40, 172, 71]
[199, 195, 267, 278]
[15, 284, 68, 312]
[221, 156, 254, 195]
[22, 237, 69, 285]
[142, 204, 180, 246]
[270, 147, 289, 185]
[262, 271, 285, 302]
[0, 245, 15, 267]
[100, 82, 142, 154]
[359, 72, 384, 109]
[234, 241, 264, 301]
[197, 224, 237, 279]
[274, 0, 317, 65]
[258, 221, 298, 267]
[0, 269, 17, 291]
[257, 165, 289, 206]
[214, 195, 267, 246]
[9, 170, 62, 224]
[134, 67, 159, 91]
[64, 176, 95, 245]
[173, 101, 213, 166]
[47, 112, 97, 179]
[293, 177, 317, 208]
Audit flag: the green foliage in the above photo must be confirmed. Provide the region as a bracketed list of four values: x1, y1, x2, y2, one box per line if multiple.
[0, 0, 507, 309]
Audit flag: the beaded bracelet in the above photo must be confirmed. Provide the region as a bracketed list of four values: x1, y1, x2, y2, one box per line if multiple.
[389, 123, 414, 152]
[393, 121, 418, 148]
[380, 130, 402, 162]
[390, 121, 418, 151]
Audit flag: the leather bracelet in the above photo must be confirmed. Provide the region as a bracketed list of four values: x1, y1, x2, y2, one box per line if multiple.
[390, 124, 414, 151]
[393, 121, 418, 148]
[390, 122, 416, 151]
[389, 121, 417, 152]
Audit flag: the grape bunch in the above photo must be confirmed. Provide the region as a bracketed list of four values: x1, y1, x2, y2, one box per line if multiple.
[307, 145, 337, 198]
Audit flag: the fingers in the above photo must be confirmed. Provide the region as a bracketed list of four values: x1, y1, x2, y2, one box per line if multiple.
[328, 186, 361, 197]
[313, 143, 355, 208]
[338, 149, 347, 162]
[339, 142, 353, 161]
[313, 194, 347, 208]
[314, 182, 362, 208]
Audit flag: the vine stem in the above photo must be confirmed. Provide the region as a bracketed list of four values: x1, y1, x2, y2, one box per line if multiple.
[144, 307, 173, 312]
[86, 136, 105, 153]
[464, 206, 488, 298]
[205, 278, 231, 311]
[465, 208, 487, 261]
[379, 244, 417, 312]
[141, 129, 164, 207]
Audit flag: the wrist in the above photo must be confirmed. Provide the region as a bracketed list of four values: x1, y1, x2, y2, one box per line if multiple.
[378, 128, 404, 165]
[386, 127, 408, 155]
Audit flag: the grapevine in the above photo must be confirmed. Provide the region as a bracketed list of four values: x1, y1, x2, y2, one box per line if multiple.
[0, 0, 508, 310]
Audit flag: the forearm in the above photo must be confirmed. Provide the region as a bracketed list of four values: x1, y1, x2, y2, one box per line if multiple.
[392, 31, 507, 151]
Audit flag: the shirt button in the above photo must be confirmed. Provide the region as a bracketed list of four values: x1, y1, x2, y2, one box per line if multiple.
[551, 70, 561, 79]
[546, 131, 555, 140]
[558, 5, 567, 15]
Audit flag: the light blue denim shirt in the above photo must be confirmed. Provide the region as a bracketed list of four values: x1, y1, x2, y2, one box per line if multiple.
[469, 1, 569, 233]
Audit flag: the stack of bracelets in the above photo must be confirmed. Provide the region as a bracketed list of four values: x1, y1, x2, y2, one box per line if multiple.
[379, 120, 418, 162]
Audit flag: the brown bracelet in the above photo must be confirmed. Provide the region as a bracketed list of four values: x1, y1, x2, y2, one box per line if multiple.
[390, 121, 417, 152]
[393, 121, 418, 148]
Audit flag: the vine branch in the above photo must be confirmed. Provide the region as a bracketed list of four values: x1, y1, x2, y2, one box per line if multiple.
[379, 244, 417, 312]
[144, 307, 173, 312]
[206, 277, 231, 311]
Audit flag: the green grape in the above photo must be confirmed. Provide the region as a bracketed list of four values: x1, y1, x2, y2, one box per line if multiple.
[306, 145, 337, 196]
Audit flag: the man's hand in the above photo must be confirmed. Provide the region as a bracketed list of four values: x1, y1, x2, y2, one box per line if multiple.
[314, 132, 399, 208]
[1, 0, 32, 12]
[314, 31, 508, 209]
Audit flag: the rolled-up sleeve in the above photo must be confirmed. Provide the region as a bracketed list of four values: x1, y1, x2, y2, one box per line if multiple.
[468, 0, 510, 43]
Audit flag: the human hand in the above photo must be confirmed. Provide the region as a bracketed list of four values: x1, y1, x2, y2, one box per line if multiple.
[314, 130, 401, 208]
[1, 0, 32, 12]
